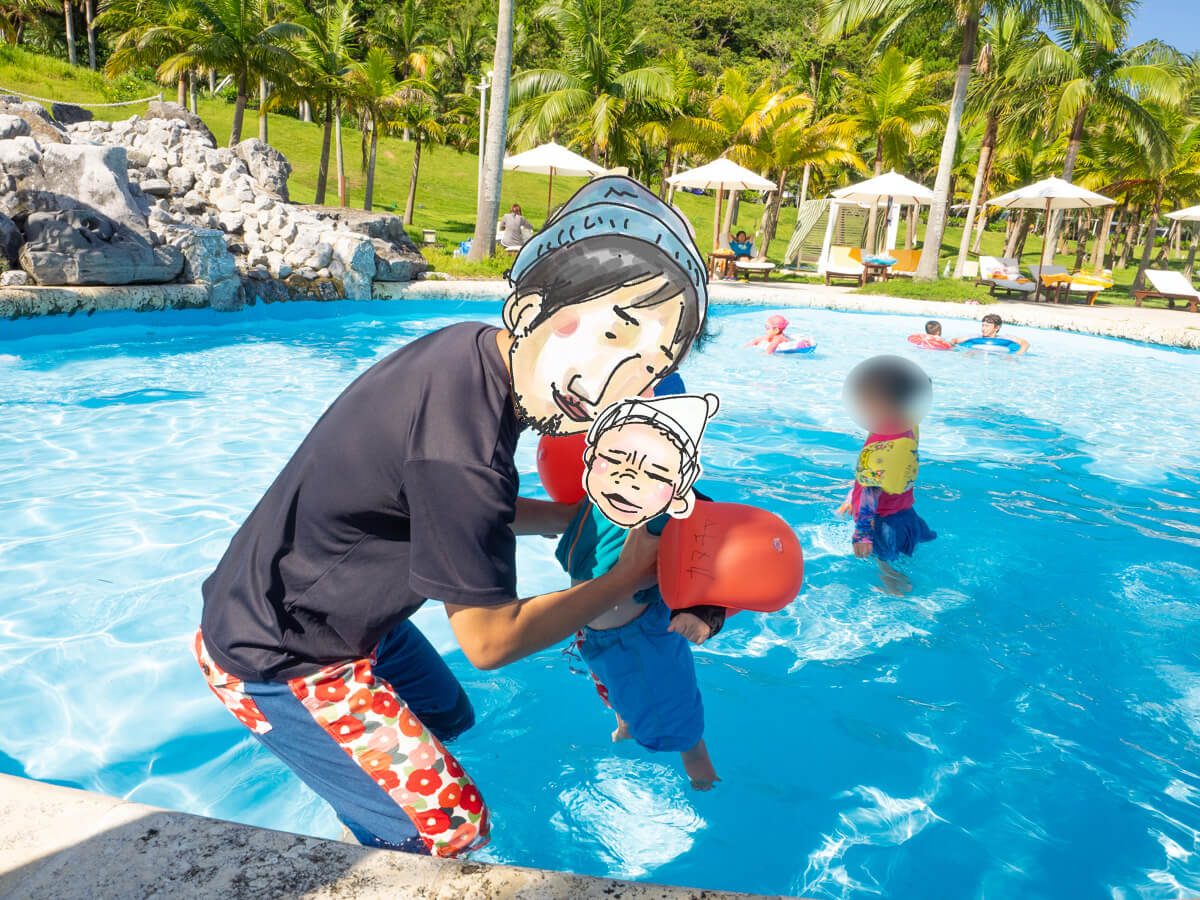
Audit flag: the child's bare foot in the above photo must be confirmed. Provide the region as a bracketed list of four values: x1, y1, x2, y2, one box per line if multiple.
[877, 560, 912, 595]
[681, 738, 718, 789]
[611, 715, 632, 743]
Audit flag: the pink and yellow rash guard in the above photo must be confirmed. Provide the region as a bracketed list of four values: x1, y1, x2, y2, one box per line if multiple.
[851, 429, 918, 544]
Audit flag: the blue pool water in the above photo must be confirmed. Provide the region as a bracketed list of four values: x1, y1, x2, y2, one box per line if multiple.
[1, 300, 1199, 899]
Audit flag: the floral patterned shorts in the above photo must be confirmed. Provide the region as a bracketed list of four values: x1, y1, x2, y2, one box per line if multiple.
[193, 628, 490, 857]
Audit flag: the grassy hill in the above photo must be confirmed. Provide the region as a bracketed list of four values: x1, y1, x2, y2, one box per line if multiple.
[2, 45, 1183, 305]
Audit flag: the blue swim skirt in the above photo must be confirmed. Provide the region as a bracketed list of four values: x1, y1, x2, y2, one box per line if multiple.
[873, 507, 937, 562]
[579, 598, 704, 753]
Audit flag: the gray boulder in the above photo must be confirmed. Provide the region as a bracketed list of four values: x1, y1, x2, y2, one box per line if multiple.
[234, 138, 290, 201]
[141, 178, 172, 197]
[0, 97, 66, 144]
[1, 269, 30, 286]
[0, 136, 42, 180]
[0, 212, 21, 266]
[145, 101, 216, 148]
[50, 102, 92, 125]
[167, 226, 242, 311]
[37, 143, 153, 240]
[19, 209, 183, 285]
[0, 114, 30, 141]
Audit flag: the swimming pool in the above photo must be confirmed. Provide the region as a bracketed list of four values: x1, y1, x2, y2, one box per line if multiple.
[1, 300, 1198, 899]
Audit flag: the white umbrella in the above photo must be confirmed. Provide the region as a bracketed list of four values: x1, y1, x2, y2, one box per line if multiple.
[669, 158, 775, 250]
[1167, 204, 1200, 221]
[831, 170, 933, 207]
[832, 170, 934, 255]
[987, 177, 1115, 283]
[502, 141, 606, 214]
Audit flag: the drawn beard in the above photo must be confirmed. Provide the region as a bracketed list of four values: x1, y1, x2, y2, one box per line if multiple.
[512, 386, 566, 436]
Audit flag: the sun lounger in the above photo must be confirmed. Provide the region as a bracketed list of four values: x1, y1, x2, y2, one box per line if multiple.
[1132, 269, 1200, 313]
[1028, 264, 1110, 305]
[976, 256, 1036, 297]
[824, 245, 865, 286]
[734, 259, 776, 281]
[887, 249, 922, 279]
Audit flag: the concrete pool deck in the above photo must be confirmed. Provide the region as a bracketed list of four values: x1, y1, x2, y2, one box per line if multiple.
[0, 774, 793, 900]
[2, 278, 1197, 350]
[375, 280, 1200, 351]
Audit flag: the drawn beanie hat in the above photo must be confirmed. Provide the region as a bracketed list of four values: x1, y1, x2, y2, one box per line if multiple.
[507, 175, 708, 324]
[587, 392, 720, 494]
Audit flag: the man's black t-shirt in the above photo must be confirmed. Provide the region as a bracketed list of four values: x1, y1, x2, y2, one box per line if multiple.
[201, 323, 520, 682]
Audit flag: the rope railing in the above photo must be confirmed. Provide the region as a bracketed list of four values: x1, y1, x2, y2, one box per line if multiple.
[0, 86, 163, 108]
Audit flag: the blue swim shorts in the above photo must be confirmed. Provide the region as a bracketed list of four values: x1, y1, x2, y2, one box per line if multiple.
[578, 598, 704, 753]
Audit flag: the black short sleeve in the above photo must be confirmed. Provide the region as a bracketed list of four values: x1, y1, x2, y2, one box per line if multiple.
[406, 459, 518, 606]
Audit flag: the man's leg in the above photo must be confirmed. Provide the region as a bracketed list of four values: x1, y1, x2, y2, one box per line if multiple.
[370, 620, 475, 743]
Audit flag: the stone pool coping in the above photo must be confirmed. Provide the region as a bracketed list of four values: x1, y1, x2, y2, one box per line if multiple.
[0, 774, 793, 899]
[375, 280, 1200, 351]
[2, 279, 1197, 351]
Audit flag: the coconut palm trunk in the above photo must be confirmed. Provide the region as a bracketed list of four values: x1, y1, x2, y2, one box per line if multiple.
[63, 0, 76, 66]
[1117, 205, 1141, 269]
[177, 74, 186, 106]
[259, 77, 269, 143]
[917, 9, 981, 280]
[335, 99, 346, 207]
[865, 139, 884, 254]
[1090, 204, 1116, 271]
[403, 134, 423, 223]
[84, 0, 95, 70]
[953, 112, 997, 278]
[1132, 182, 1164, 292]
[364, 118, 378, 212]
[1185, 225, 1198, 279]
[1044, 105, 1089, 265]
[799, 163, 812, 206]
[1004, 209, 1030, 259]
[467, 0, 514, 262]
[315, 99, 332, 204]
[230, 73, 249, 145]
[189, 71, 198, 113]
[759, 169, 788, 257]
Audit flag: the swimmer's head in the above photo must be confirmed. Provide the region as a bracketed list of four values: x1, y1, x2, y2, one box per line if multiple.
[767, 314, 789, 334]
[843, 355, 932, 434]
[982, 313, 1003, 337]
[924, 320, 941, 336]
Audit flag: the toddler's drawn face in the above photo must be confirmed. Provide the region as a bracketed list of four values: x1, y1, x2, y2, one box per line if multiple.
[507, 275, 685, 436]
[585, 423, 684, 527]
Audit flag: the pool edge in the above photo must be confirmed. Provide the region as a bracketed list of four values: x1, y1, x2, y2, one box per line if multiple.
[0, 773, 798, 900]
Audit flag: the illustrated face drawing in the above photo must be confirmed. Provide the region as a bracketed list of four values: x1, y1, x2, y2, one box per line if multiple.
[504, 276, 686, 435]
[500, 175, 709, 436]
[582, 393, 720, 528]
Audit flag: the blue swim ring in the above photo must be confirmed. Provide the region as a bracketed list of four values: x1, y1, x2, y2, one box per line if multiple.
[775, 340, 817, 355]
[959, 337, 1020, 353]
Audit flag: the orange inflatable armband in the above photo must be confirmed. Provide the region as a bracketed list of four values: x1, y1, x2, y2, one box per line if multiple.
[536, 432, 588, 504]
[658, 500, 803, 614]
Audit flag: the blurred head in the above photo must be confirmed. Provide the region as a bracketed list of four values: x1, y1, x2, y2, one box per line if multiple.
[925, 320, 942, 336]
[510, 204, 522, 215]
[843, 355, 932, 434]
[767, 314, 789, 334]
[982, 313, 1003, 337]
[736, 231, 748, 242]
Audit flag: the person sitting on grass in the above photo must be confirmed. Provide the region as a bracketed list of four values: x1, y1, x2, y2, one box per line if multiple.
[498, 203, 533, 250]
[951, 313, 1030, 355]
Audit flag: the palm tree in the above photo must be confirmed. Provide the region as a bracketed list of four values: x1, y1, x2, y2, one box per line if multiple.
[673, 68, 810, 245]
[466, 0, 514, 262]
[507, 0, 673, 167]
[637, 49, 708, 200]
[285, 0, 358, 203]
[758, 115, 863, 257]
[367, 0, 434, 80]
[98, 0, 196, 105]
[152, 0, 302, 145]
[1022, 0, 1183, 260]
[395, 84, 444, 224]
[822, 0, 1112, 280]
[837, 46, 943, 253]
[952, 7, 1039, 277]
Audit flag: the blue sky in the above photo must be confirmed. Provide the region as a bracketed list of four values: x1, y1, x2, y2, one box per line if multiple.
[1128, 1, 1200, 54]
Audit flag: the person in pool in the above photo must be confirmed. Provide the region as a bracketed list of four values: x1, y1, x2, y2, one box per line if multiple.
[950, 313, 1029, 355]
[727, 230, 754, 259]
[925, 320, 942, 337]
[557, 388, 724, 790]
[836, 356, 936, 595]
[747, 315, 812, 354]
[194, 175, 708, 858]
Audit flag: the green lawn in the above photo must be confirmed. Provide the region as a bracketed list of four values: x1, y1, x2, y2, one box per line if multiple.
[2, 44, 1192, 303]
